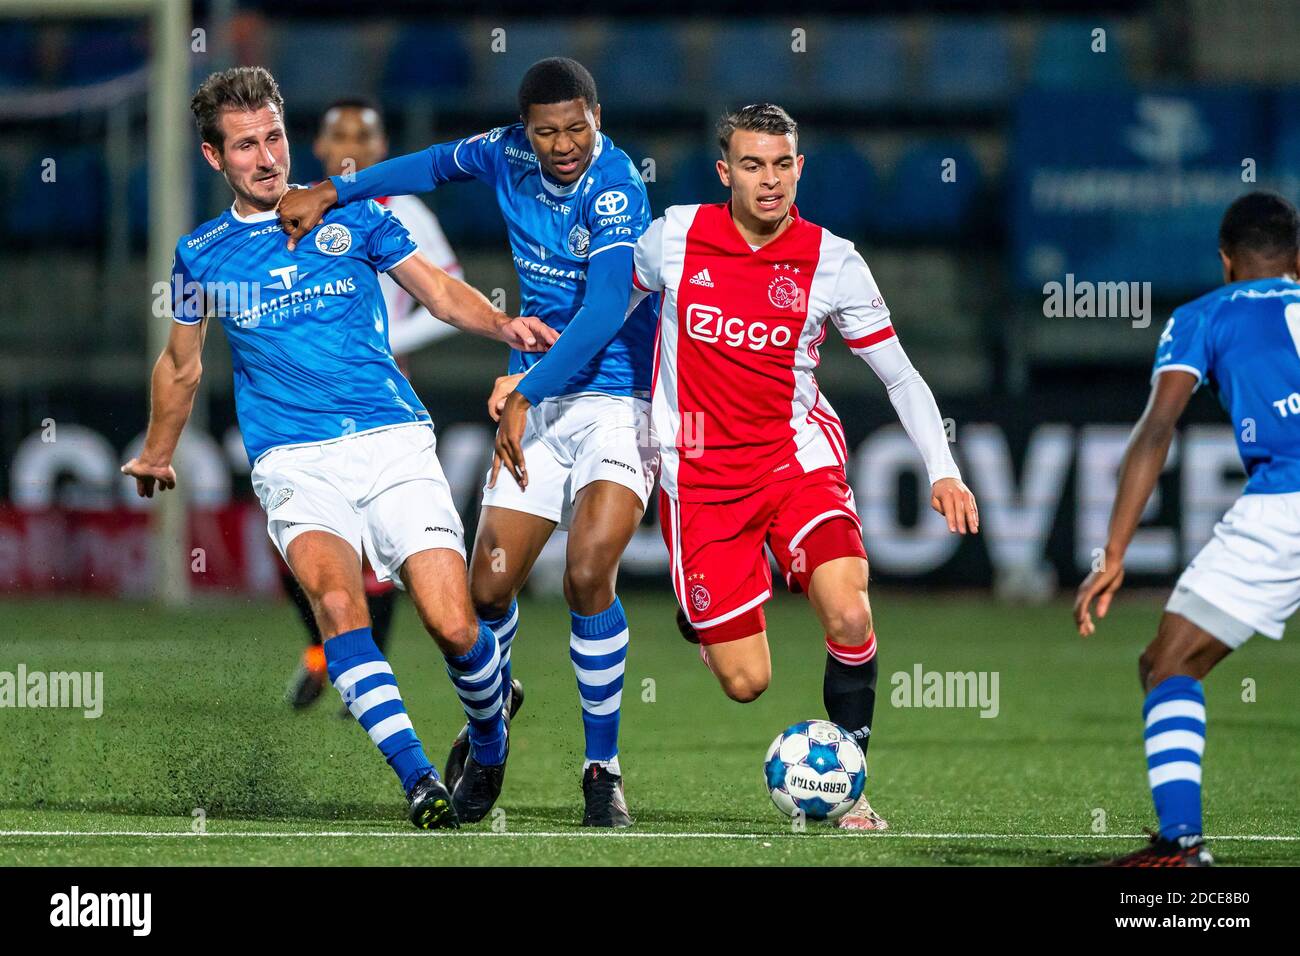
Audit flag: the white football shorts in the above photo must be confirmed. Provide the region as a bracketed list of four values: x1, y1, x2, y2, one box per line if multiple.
[251, 422, 465, 588]
[1167, 491, 1300, 646]
[481, 392, 659, 529]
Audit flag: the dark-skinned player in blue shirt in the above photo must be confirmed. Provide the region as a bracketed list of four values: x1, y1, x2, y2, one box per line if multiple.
[280, 58, 657, 826]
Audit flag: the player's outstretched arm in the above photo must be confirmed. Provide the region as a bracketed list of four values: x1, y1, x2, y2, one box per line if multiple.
[512, 244, 637, 407]
[278, 151, 435, 250]
[386, 304, 457, 355]
[279, 137, 488, 250]
[387, 252, 556, 351]
[858, 338, 978, 533]
[1074, 370, 1197, 636]
[120, 319, 207, 497]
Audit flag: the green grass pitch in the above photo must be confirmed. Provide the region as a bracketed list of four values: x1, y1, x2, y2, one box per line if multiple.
[0, 590, 1296, 866]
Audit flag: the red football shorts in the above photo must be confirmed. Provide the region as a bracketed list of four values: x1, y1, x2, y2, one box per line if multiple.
[660, 466, 866, 645]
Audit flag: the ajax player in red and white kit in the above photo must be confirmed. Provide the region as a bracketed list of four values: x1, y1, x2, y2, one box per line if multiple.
[493, 103, 979, 828]
[638, 105, 979, 829]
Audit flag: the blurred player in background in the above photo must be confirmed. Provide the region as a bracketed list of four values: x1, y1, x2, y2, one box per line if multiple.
[285, 97, 464, 712]
[280, 58, 657, 827]
[495, 103, 979, 830]
[122, 67, 555, 828]
[1076, 191, 1300, 866]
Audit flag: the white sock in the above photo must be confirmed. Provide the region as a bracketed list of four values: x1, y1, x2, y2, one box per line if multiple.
[583, 755, 622, 776]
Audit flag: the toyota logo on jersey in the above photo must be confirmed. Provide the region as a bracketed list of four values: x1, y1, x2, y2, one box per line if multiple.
[593, 189, 628, 217]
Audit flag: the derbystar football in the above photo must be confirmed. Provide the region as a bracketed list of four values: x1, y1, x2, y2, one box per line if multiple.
[764, 719, 866, 821]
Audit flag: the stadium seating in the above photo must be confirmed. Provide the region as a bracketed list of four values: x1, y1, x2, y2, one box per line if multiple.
[269, 24, 370, 108]
[919, 21, 1013, 105]
[0, 24, 41, 87]
[875, 140, 982, 238]
[381, 23, 473, 104]
[807, 20, 908, 107]
[127, 157, 217, 246]
[790, 141, 878, 239]
[659, 145, 729, 211]
[1030, 19, 1129, 89]
[7, 148, 105, 243]
[62, 22, 145, 85]
[477, 22, 590, 109]
[592, 22, 685, 110]
[1270, 90, 1300, 179]
[707, 22, 798, 105]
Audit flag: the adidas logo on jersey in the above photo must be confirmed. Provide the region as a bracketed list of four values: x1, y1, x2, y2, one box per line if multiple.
[689, 268, 715, 288]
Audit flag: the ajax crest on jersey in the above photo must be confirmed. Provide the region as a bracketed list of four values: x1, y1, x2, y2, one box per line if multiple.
[764, 719, 866, 821]
[689, 582, 710, 613]
[314, 223, 353, 256]
[567, 223, 591, 258]
[767, 275, 801, 310]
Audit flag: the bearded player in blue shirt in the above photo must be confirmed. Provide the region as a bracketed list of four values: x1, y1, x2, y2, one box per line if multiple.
[121, 67, 557, 829]
[280, 58, 657, 827]
[1076, 192, 1300, 866]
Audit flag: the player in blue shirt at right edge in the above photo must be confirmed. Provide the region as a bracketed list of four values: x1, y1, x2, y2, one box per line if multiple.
[1075, 191, 1300, 866]
[279, 58, 657, 826]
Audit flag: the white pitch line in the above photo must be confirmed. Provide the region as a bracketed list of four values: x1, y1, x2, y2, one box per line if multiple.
[0, 830, 1296, 841]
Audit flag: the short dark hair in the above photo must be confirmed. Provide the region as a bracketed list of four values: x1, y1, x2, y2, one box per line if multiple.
[517, 57, 597, 119]
[1219, 190, 1300, 262]
[190, 66, 285, 151]
[717, 103, 798, 157]
[319, 97, 386, 135]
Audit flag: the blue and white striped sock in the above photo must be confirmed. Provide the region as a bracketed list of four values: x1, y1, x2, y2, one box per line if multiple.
[570, 597, 629, 766]
[326, 626, 433, 795]
[482, 600, 519, 691]
[445, 622, 507, 766]
[1143, 675, 1206, 841]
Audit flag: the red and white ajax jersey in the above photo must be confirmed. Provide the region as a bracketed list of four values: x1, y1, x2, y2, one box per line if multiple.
[633, 203, 897, 501]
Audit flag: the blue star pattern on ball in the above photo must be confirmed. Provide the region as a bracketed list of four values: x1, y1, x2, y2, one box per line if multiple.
[765, 753, 788, 791]
[765, 720, 867, 823]
[799, 796, 836, 819]
[849, 767, 867, 801]
[805, 741, 839, 774]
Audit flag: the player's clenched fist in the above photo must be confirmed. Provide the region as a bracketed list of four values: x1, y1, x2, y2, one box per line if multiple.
[120, 458, 177, 498]
[276, 181, 337, 251]
[487, 372, 526, 422]
[930, 476, 979, 534]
